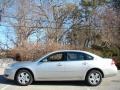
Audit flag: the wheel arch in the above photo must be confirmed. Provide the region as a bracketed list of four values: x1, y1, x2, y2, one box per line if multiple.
[85, 68, 104, 79]
[14, 68, 35, 81]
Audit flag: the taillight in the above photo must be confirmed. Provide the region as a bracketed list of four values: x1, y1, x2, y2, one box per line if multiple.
[111, 59, 115, 65]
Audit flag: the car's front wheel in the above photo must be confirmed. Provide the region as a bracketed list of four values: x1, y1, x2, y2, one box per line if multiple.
[85, 70, 102, 86]
[15, 69, 33, 86]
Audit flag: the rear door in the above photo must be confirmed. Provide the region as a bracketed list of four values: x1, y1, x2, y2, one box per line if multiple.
[64, 52, 94, 80]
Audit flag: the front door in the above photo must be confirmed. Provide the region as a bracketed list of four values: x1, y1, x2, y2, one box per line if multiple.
[36, 52, 66, 80]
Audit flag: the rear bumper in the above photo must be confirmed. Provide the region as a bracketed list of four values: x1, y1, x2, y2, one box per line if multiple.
[104, 65, 118, 78]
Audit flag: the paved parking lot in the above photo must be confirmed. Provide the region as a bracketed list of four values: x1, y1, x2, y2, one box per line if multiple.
[0, 68, 120, 90]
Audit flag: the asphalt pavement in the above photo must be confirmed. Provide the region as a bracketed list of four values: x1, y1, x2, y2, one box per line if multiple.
[0, 68, 120, 90]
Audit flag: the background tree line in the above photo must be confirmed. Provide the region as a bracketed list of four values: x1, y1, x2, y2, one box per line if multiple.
[0, 0, 119, 66]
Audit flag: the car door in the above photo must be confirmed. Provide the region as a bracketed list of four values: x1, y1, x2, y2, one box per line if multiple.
[35, 52, 66, 80]
[63, 52, 94, 80]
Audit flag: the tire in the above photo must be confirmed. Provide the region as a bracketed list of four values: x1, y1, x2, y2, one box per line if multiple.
[85, 70, 102, 86]
[15, 69, 33, 86]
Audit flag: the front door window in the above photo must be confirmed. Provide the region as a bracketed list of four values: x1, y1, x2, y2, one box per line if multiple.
[47, 53, 65, 62]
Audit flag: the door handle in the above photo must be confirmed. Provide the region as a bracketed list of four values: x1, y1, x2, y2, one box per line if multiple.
[82, 62, 87, 65]
[57, 63, 62, 66]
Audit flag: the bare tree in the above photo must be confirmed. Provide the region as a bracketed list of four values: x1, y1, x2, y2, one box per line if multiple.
[37, 1, 76, 43]
[1, 0, 44, 47]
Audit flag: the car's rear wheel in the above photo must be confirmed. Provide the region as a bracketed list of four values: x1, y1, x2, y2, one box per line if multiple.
[15, 70, 33, 86]
[86, 70, 102, 86]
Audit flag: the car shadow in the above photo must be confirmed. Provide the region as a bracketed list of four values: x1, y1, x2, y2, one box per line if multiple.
[0, 75, 87, 86]
[0, 75, 15, 85]
[32, 81, 87, 86]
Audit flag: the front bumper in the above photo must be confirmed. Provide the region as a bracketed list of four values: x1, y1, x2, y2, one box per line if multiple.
[4, 68, 16, 80]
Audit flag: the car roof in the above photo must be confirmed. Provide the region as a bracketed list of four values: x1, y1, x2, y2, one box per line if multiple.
[48, 50, 102, 59]
[50, 50, 91, 54]
[52, 50, 83, 53]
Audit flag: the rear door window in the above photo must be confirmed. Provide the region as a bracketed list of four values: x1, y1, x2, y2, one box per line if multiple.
[67, 52, 93, 61]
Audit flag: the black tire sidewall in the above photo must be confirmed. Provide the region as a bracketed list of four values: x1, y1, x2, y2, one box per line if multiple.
[86, 70, 102, 86]
[16, 70, 33, 86]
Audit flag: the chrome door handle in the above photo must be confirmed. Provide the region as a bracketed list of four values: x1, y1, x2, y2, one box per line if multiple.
[57, 63, 62, 66]
[82, 62, 87, 65]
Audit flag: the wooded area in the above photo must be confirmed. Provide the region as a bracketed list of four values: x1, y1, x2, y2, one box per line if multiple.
[0, 0, 120, 66]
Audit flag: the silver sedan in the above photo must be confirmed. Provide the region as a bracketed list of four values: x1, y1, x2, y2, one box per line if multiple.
[4, 50, 118, 86]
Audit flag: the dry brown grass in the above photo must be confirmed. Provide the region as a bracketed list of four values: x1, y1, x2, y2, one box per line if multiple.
[6, 41, 80, 61]
[1, 40, 105, 62]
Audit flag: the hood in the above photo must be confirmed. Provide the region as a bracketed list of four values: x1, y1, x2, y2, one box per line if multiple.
[10, 61, 35, 67]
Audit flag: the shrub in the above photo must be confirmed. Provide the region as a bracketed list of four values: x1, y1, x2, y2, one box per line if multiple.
[6, 41, 78, 61]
